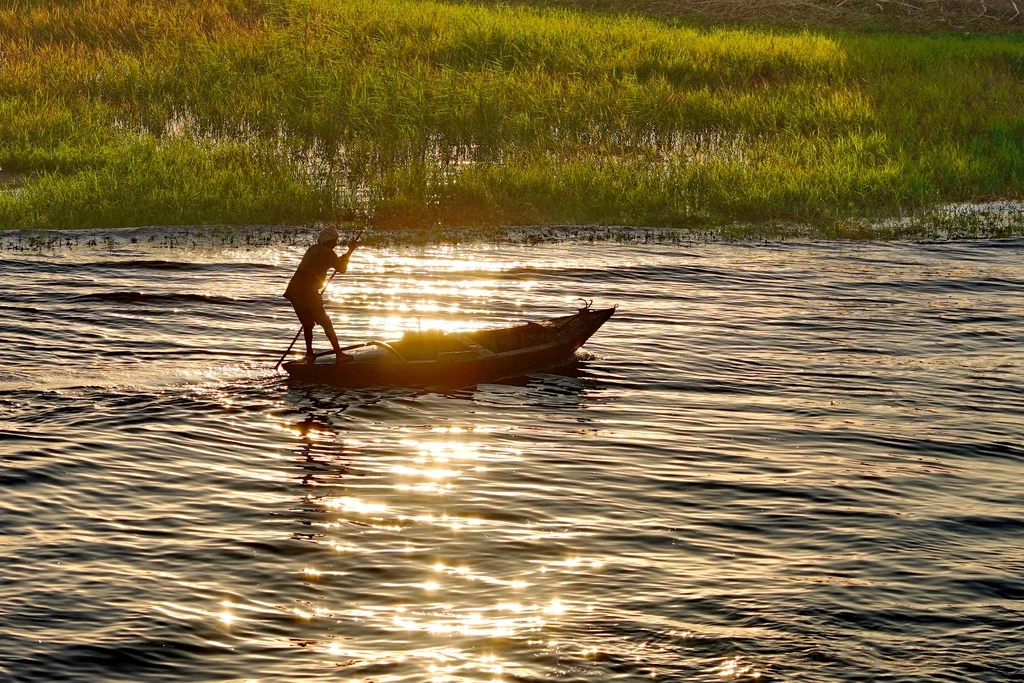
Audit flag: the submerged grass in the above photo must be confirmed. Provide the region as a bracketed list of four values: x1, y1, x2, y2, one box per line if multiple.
[0, 0, 1022, 234]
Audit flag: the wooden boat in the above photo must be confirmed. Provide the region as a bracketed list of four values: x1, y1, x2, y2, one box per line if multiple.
[283, 304, 615, 388]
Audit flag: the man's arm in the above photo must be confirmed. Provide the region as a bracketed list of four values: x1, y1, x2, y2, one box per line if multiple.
[334, 249, 352, 275]
[333, 233, 361, 275]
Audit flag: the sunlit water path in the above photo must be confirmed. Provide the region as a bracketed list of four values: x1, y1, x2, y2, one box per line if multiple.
[1, 235, 1023, 682]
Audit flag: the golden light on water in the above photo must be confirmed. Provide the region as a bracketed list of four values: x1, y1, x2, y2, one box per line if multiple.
[312, 248, 554, 347]
[716, 657, 762, 679]
[190, 412, 628, 682]
[323, 496, 388, 515]
[11, 237, 1018, 683]
[187, 243, 696, 683]
[392, 465, 460, 479]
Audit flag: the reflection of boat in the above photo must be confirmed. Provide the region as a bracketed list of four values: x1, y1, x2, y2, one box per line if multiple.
[283, 306, 615, 388]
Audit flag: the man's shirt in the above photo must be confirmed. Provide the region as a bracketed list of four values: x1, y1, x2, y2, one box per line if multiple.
[284, 244, 350, 305]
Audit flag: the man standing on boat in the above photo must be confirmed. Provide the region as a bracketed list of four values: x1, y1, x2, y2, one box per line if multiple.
[284, 226, 360, 363]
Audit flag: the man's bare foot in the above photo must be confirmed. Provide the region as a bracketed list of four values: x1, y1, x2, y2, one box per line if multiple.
[334, 352, 354, 363]
[304, 352, 316, 364]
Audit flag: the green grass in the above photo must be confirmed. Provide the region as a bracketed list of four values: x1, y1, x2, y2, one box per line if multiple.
[0, 0, 1022, 235]
[469, 0, 1024, 36]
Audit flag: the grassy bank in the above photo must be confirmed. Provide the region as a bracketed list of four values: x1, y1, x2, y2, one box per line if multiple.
[479, 0, 1024, 35]
[0, 0, 1022, 234]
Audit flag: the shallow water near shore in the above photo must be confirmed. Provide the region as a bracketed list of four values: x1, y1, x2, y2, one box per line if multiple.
[1, 232, 1023, 682]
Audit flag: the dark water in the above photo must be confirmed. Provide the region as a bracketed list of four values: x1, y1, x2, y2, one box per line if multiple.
[1, 234, 1023, 682]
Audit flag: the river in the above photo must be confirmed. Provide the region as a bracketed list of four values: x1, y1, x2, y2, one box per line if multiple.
[1, 231, 1022, 682]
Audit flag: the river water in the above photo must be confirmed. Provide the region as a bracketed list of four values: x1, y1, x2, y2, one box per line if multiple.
[1, 231, 1022, 682]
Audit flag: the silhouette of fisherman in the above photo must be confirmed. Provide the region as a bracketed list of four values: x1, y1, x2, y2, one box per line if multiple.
[284, 226, 360, 363]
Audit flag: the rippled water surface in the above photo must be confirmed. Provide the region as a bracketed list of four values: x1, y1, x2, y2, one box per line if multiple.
[2, 233, 1023, 682]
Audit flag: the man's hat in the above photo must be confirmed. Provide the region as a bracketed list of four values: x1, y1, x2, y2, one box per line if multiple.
[318, 226, 339, 244]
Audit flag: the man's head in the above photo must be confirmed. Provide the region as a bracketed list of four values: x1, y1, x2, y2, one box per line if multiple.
[318, 226, 339, 247]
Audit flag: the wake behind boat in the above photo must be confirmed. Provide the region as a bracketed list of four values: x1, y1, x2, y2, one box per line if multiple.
[282, 304, 615, 388]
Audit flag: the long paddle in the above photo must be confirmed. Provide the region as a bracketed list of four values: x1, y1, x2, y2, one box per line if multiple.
[273, 230, 362, 370]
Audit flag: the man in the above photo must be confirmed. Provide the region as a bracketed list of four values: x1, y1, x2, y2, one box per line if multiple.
[284, 226, 360, 363]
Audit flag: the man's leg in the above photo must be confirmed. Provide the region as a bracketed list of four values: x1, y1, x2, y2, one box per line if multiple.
[302, 323, 315, 361]
[291, 299, 317, 362]
[315, 309, 352, 362]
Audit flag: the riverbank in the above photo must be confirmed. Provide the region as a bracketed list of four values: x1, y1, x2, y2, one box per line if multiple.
[1, 0, 1022, 234]
[5, 203, 1023, 254]
[476, 0, 1024, 35]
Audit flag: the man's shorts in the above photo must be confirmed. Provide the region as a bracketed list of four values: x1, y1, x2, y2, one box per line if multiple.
[288, 296, 331, 328]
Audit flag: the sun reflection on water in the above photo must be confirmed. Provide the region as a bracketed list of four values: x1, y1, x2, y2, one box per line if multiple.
[187, 239, 701, 683]
[10, 238, 1016, 682]
[202, 407, 640, 681]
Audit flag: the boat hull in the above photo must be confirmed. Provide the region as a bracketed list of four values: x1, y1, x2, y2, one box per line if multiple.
[283, 307, 614, 388]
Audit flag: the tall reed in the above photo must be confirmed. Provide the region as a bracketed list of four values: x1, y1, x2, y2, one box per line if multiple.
[0, 0, 1021, 233]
